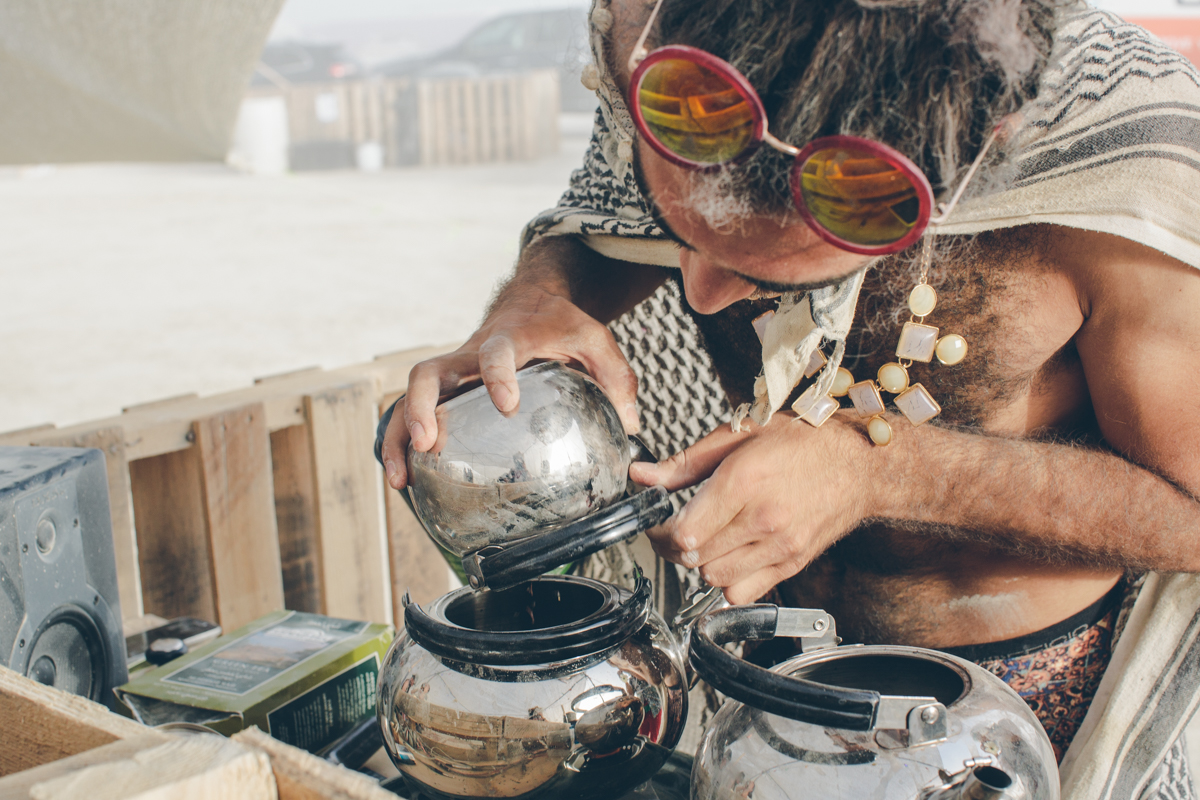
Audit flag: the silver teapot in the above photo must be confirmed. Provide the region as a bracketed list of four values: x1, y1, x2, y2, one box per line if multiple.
[688, 605, 1060, 800]
[378, 574, 689, 799]
[407, 361, 668, 591]
[380, 362, 687, 798]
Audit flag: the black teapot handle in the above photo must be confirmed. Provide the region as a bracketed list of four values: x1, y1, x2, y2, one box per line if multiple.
[689, 605, 881, 730]
[464, 485, 672, 591]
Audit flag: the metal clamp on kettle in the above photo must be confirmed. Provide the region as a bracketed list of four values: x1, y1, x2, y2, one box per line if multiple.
[688, 604, 1060, 800]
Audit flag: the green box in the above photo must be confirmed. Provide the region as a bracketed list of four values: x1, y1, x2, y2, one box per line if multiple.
[115, 610, 393, 754]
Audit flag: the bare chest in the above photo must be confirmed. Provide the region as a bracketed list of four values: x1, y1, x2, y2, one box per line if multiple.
[844, 227, 1089, 436]
[779, 228, 1113, 647]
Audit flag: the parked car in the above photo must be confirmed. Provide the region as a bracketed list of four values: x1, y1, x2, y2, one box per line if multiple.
[374, 8, 595, 112]
[252, 42, 363, 87]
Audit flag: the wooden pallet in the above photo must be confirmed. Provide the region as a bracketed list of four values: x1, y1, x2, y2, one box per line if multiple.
[0, 344, 458, 634]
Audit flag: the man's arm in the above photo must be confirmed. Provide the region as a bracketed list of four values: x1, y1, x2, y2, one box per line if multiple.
[381, 235, 667, 490]
[633, 230, 1200, 603]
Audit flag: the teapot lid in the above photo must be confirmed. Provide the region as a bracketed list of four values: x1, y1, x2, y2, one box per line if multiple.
[404, 574, 653, 666]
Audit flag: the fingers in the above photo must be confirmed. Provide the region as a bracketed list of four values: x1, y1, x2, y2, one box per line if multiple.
[403, 353, 475, 453]
[477, 334, 520, 416]
[569, 327, 641, 433]
[723, 562, 807, 606]
[629, 424, 748, 491]
[647, 516, 811, 605]
[381, 397, 412, 490]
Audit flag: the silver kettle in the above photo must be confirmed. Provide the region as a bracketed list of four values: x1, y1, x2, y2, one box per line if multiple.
[688, 604, 1060, 800]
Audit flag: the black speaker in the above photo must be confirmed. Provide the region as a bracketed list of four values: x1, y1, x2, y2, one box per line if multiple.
[0, 446, 128, 710]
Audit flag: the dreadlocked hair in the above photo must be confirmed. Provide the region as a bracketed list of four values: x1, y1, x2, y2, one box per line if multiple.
[651, 0, 1064, 219]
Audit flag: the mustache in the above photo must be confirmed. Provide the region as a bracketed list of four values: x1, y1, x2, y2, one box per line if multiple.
[745, 272, 858, 294]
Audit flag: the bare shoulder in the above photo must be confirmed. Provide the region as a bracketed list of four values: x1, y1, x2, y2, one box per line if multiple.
[1047, 225, 1200, 487]
[1048, 226, 1200, 334]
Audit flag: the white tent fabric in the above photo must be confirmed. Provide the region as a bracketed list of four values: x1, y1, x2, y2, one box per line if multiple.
[0, 0, 285, 164]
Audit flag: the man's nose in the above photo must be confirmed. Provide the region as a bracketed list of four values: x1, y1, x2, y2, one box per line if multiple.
[679, 251, 755, 314]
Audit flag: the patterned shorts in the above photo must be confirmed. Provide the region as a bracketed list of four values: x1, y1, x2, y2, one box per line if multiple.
[942, 583, 1123, 763]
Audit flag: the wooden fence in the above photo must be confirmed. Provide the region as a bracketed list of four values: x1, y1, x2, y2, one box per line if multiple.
[250, 70, 561, 169]
[0, 344, 459, 634]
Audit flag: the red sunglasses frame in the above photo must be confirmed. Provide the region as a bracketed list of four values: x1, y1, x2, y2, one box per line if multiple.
[628, 45, 935, 256]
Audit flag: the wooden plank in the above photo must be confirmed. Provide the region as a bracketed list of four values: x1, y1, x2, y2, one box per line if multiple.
[129, 446, 217, 623]
[0, 735, 167, 799]
[0, 733, 276, 800]
[0, 666, 151, 776]
[366, 79, 385, 146]
[379, 392, 449, 612]
[416, 80, 433, 166]
[193, 403, 285, 631]
[234, 727, 396, 800]
[0, 424, 55, 445]
[306, 381, 390, 625]
[122, 393, 199, 414]
[0, 343, 460, 462]
[270, 423, 323, 613]
[505, 76, 523, 161]
[32, 426, 143, 621]
[255, 366, 321, 384]
[462, 80, 478, 164]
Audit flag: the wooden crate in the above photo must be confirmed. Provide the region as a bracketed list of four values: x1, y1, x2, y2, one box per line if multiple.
[0, 666, 396, 799]
[0, 344, 459, 634]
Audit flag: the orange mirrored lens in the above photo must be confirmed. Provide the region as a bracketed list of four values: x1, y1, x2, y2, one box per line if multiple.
[799, 147, 921, 246]
[638, 58, 755, 164]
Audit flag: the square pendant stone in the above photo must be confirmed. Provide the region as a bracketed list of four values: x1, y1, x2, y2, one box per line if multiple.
[800, 393, 840, 428]
[895, 383, 942, 425]
[847, 380, 886, 417]
[804, 348, 828, 378]
[752, 311, 774, 343]
[896, 322, 940, 363]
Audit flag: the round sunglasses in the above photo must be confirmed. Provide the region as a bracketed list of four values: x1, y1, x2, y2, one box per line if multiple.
[626, 6, 1000, 256]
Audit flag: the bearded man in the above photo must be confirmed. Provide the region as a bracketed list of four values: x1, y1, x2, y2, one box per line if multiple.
[378, 0, 1200, 794]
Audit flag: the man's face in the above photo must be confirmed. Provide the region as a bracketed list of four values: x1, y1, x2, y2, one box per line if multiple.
[635, 137, 873, 314]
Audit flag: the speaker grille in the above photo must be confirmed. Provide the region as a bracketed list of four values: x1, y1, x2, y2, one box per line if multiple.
[26, 607, 106, 701]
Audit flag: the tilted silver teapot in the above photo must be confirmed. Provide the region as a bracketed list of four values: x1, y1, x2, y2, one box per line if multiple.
[405, 360, 671, 592]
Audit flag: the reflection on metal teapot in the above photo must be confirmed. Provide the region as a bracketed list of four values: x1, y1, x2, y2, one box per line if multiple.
[688, 605, 1059, 800]
[377, 576, 688, 800]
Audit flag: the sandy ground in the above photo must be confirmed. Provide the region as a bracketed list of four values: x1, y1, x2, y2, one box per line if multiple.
[0, 130, 591, 433]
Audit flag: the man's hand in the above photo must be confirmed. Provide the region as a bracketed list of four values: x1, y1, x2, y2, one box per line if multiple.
[380, 236, 667, 491]
[632, 413, 874, 604]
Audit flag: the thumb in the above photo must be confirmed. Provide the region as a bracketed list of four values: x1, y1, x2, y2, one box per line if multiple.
[629, 425, 747, 491]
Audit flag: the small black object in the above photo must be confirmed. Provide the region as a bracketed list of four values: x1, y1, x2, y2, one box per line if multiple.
[320, 713, 384, 771]
[145, 637, 188, 666]
[126, 616, 221, 668]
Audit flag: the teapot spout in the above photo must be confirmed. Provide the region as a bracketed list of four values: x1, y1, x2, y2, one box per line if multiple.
[924, 765, 1017, 800]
